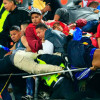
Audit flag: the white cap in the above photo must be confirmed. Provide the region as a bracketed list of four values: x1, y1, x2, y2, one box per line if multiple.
[30, 8, 42, 15]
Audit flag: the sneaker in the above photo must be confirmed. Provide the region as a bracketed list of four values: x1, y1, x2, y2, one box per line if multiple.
[21, 95, 33, 100]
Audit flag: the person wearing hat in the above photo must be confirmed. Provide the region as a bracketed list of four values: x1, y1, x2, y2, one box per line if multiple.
[25, 8, 43, 53]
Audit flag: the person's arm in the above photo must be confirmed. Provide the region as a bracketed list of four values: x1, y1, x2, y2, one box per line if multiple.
[54, 14, 60, 21]
[38, 40, 54, 54]
[10, 44, 16, 51]
[4, 44, 16, 56]
[54, 8, 68, 21]
[41, 3, 51, 14]
[25, 27, 42, 52]
[21, 35, 31, 52]
[97, 38, 100, 48]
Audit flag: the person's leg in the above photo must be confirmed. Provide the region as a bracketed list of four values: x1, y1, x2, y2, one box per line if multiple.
[11, 76, 26, 100]
[0, 79, 12, 100]
[12, 50, 62, 74]
[26, 77, 34, 96]
[82, 20, 98, 33]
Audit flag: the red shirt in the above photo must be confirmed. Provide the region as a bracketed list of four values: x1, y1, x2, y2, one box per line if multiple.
[96, 24, 100, 38]
[25, 23, 42, 53]
[46, 21, 69, 36]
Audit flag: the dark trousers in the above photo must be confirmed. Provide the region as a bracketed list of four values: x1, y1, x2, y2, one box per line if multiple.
[82, 20, 98, 34]
[50, 77, 88, 100]
[0, 55, 27, 100]
[50, 77, 74, 99]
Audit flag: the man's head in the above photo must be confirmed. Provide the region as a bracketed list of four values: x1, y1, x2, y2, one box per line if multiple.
[30, 8, 42, 25]
[52, 22, 63, 32]
[10, 25, 21, 42]
[88, 1, 99, 8]
[21, 20, 30, 35]
[3, 0, 16, 11]
[36, 23, 48, 39]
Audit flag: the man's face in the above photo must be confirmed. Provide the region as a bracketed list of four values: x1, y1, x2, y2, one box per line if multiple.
[36, 28, 45, 39]
[10, 30, 21, 42]
[31, 14, 42, 26]
[3, 0, 13, 11]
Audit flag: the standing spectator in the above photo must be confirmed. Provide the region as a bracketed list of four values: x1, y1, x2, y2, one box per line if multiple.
[0, 0, 9, 59]
[1, 0, 31, 99]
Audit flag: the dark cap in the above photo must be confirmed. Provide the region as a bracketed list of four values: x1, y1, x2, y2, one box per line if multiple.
[30, 8, 42, 16]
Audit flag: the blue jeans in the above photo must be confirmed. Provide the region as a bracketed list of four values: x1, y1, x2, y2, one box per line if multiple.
[82, 20, 98, 33]
[26, 78, 34, 96]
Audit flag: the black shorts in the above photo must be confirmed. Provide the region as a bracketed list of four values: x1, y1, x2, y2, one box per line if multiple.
[67, 40, 95, 68]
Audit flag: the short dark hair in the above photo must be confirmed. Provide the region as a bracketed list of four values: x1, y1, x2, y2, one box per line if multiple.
[8, 0, 16, 5]
[36, 23, 48, 30]
[10, 25, 20, 32]
[21, 20, 30, 26]
[88, 1, 99, 7]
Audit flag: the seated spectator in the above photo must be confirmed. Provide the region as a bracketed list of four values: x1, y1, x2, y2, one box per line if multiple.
[36, 23, 67, 54]
[20, 20, 30, 36]
[1, 0, 31, 59]
[5, 25, 31, 57]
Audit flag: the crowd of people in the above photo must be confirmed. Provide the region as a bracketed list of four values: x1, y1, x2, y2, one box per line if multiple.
[1, 0, 100, 100]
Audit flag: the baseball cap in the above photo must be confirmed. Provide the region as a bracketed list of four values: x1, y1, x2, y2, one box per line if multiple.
[29, 8, 42, 15]
[75, 19, 87, 28]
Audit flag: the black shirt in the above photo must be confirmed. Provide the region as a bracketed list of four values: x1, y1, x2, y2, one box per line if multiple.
[43, 0, 62, 20]
[0, 7, 30, 47]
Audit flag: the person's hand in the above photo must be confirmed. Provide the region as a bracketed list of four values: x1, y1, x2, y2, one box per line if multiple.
[94, 9, 99, 13]
[42, 3, 51, 14]
[68, 23, 76, 30]
[90, 66, 97, 71]
[4, 51, 12, 57]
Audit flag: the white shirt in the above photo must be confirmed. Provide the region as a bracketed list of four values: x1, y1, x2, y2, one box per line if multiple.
[38, 40, 54, 54]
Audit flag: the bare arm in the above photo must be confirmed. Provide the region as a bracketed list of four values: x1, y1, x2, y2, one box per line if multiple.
[97, 38, 100, 48]
[41, 3, 51, 14]
[21, 35, 31, 52]
[54, 14, 60, 21]
[4, 44, 16, 56]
